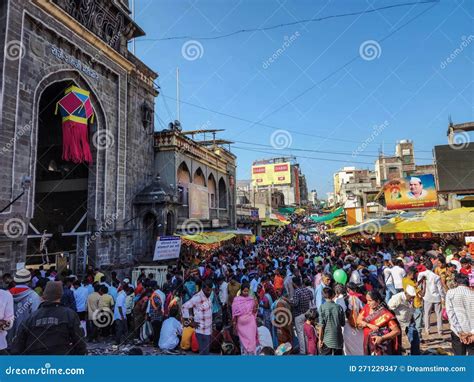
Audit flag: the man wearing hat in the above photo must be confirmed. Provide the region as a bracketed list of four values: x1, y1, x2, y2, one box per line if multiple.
[388, 285, 419, 354]
[6, 268, 41, 346]
[11, 281, 87, 355]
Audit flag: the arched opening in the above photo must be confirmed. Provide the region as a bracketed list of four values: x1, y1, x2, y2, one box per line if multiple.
[177, 161, 191, 206]
[165, 211, 174, 236]
[208, 174, 217, 209]
[143, 212, 158, 257]
[27, 80, 95, 262]
[218, 178, 227, 209]
[193, 167, 206, 187]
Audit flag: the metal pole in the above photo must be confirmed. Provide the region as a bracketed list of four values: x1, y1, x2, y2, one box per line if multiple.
[176, 67, 180, 121]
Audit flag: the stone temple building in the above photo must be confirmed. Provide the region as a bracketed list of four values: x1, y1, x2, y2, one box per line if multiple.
[0, 0, 238, 277]
[0, 0, 158, 275]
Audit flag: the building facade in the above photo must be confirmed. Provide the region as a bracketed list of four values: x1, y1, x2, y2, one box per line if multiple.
[153, 130, 237, 235]
[0, 0, 158, 274]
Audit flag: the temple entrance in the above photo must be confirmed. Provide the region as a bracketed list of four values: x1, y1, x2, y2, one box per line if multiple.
[27, 80, 93, 268]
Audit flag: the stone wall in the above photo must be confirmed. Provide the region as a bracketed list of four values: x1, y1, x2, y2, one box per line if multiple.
[0, 0, 157, 274]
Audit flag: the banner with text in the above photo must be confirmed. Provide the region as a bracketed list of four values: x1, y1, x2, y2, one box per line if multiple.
[252, 162, 291, 186]
[153, 236, 181, 261]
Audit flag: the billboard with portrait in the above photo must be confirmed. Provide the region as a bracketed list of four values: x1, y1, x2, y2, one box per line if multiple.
[251, 162, 291, 186]
[383, 174, 438, 210]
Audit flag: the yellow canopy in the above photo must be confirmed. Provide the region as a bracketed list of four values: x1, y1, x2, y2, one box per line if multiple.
[333, 208, 474, 237]
[181, 231, 236, 244]
[380, 207, 474, 234]
[262, 218, 288, 227]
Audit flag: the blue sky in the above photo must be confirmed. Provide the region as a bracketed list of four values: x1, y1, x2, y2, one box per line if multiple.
[132, 0, 473, 197]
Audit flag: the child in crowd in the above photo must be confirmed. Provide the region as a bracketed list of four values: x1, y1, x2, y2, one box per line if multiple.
[303, 309, 318, 355]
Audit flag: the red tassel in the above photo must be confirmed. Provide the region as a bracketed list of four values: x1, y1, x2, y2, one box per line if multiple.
[61, 120, 93, 164]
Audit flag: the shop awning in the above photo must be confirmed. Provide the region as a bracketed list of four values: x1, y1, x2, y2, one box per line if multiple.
[262, 218, 287, 227]
[333, 207, 474, 236]
[310, 207, 344, 223]
[278, 207, 295, 215]
[181, 231, 236, 244]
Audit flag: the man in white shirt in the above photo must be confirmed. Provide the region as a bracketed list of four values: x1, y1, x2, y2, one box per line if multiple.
[113, 289, 127, 345]
[218, 277, 229, 324]
[257, 318, 273, 350]
[391, 259, 407, 292]
[349, 264, 363, 286]
[383, 260, 396, 304]
[417, 261, 445, 337]
[445, 274, 474, 355]
[388, 285, 419, 354]
[159, 308, 183, 351]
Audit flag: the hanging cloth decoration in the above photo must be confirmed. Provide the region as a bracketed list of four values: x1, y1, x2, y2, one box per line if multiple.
[55, 85, 94, 164]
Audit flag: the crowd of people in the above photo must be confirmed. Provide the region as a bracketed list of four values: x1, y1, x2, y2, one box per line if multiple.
[0, 214, 472, 356]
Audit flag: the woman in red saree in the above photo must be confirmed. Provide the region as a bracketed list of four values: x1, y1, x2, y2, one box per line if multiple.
[232, 282, 258, 355]
[357, 290, 401, 355]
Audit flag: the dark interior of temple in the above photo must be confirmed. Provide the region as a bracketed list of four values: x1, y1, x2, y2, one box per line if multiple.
[27, 81, 91, 261]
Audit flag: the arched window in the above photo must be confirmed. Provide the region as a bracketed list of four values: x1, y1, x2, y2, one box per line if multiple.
[218, 178, 227, 209]
[208, 174, 217, 208]
[193, 167, 206, 186]
[177, 162, 191, 205]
